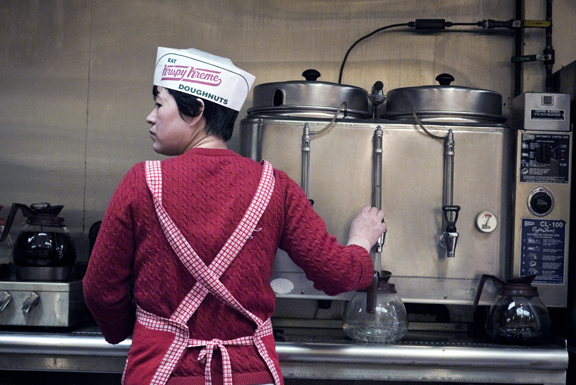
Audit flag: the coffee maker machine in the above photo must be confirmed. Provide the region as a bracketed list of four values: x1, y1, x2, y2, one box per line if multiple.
[511, 92, 572, 308]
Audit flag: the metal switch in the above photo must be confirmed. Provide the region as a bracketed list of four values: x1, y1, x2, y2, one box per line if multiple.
[0, 291, 12, 312]
[21, 292, 41, 314]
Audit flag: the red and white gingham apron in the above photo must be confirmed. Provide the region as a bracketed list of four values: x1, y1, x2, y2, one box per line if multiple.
[127, 159, 281, 385]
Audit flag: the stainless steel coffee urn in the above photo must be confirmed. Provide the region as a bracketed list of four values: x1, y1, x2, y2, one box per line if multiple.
[240, 72, 522, 310]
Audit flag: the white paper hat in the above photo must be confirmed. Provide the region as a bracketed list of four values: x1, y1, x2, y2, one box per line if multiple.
[153, 47, 256, 111]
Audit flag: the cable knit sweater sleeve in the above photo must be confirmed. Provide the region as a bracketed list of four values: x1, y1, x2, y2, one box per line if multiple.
[83, 166, 139, 344]
[277, 171, 374, 295]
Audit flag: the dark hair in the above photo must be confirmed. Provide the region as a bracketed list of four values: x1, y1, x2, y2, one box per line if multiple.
[153, 85, 238, 142]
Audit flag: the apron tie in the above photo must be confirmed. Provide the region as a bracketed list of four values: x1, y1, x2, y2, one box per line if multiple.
[192, 336, 256, 385]
[197, 339, 229, 385]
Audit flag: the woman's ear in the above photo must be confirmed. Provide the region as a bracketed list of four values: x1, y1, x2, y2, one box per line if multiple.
[196, 98, 205, 111]
[187, 98, 206, 128]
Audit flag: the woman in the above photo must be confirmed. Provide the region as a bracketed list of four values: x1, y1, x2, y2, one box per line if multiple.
[83, 47, 387, 385]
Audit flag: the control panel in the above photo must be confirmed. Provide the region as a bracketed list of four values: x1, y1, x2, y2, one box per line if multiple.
[513, 129, 572, 308]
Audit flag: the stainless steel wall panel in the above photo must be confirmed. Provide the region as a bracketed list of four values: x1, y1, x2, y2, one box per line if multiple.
[1, 0, 576, 267]
[0, 1, 91, 255]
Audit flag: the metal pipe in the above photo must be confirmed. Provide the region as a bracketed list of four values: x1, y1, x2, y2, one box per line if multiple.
[514, 0, 524, 96]
[301, 123, 311, 198]
[372, 125, 384, 268]
[443, 130, 455, 210]
[440, 129, 459, 258]
[544, 0, 554, 92]
[372, 126, 383, 211]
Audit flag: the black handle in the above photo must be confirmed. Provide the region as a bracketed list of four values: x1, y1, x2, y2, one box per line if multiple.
[302, 69, 321, 81]
[472, 274, 507, 313]
[371, 81, 384, 93]
[436, 73, 455, 86]
[442, 205, 460, 232]
[0, 203, 29, 242]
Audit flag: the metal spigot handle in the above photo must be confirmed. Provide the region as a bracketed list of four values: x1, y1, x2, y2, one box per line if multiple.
[440, 205, 460, 258]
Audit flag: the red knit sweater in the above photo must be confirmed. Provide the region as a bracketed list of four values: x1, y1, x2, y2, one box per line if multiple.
[83, 148, 373, 385]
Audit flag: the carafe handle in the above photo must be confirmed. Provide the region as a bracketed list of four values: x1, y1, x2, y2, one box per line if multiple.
[0, 203, 30, 243]
[473, 274, 507, 312]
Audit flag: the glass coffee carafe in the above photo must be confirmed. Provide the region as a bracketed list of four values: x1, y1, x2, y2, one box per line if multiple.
[473, 274, 551, 344]
[342, 270, 408, 343]
[0, 202, 76, 281]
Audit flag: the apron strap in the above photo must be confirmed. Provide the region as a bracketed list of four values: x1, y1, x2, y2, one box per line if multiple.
[140, 159, 280, 385]
[145, 160, 275, 325]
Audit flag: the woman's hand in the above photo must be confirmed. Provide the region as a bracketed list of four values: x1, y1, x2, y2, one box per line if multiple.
[347, 205, 387, 252]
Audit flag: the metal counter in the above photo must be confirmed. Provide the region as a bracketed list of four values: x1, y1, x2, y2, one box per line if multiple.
[0, 325, 569, 385]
